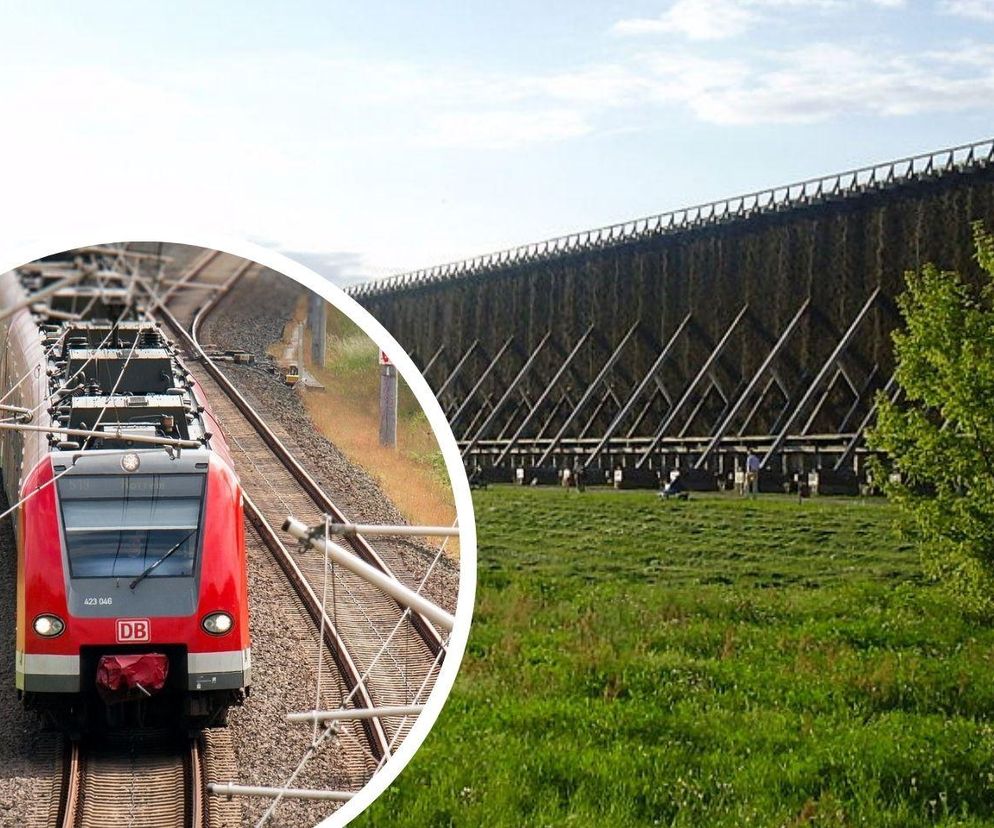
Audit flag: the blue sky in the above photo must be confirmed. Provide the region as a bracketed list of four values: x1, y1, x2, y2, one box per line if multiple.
[0, 2, 991, 284]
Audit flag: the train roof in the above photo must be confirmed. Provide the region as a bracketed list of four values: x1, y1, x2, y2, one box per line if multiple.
[8, 258, 214, 458]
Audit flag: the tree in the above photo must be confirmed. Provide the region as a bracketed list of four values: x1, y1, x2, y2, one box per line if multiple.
[868, 221, 994, 617]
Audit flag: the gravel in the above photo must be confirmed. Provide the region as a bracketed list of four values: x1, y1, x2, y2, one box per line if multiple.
[200, 265, 461, 826]
[199, 268, 459, 613]
[0, 259, 460, 828]
[224, 531, 367, 828]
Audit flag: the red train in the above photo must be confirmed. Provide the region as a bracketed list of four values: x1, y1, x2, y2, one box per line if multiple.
[0, 259, 250, 730]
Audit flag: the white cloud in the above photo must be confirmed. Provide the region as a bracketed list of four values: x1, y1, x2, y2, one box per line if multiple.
[613, 0, 757, 40]
[941, 0, 994, 20]
[631, 41, 994, 123]
[0, 23, 989, 276]
[613, 0, 903, 40]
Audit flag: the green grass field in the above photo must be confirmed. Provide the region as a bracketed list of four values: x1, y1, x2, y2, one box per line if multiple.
[356, 488, 994, 827]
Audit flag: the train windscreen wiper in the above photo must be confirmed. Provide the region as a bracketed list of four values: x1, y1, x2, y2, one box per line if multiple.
[129, 529, 197, 590]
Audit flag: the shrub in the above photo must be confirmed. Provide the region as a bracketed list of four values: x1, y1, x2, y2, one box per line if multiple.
[869, 222, 994, 617]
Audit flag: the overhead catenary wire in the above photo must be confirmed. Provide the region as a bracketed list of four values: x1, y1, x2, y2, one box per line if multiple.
[0, 260, 178, 525]
[115, 253, 455, 821]
[283, 517, 456, 632]
[255, 524, 456, 825]
[2, 268, 120, 418]
[0, 270, 86, 323]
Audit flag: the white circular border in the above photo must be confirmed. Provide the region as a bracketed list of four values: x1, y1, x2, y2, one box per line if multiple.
[0, 231, 477, 828]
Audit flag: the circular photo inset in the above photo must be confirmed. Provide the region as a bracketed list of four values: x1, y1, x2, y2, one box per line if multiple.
[0, 242, 475, 827]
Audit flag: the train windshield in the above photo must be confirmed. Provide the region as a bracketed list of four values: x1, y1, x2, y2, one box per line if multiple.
[57, 474, 205, 579]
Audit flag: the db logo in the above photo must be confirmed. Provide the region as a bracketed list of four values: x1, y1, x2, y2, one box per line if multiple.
[117, 618, 150, 643]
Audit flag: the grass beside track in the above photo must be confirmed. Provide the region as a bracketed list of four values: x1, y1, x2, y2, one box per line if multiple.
[275, 301, 457, 547]
[358, 488, 994, 827]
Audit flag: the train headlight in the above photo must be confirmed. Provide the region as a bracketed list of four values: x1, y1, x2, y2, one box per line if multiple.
[202, 611, 233, 635]
[121, 452, 141, 473]
[33, 614, 65, 637]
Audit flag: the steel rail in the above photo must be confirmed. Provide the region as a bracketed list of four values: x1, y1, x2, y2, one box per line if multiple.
[149, 255, 421, 760]
[244, 495, 390, 760]
[159, 249, 221, 304]
[154, 281, 445, 658]
[189, 260, 254, 344]
[188, 738, 205, 828]
[56, 737, 206, 828]
[57, 740, 81, 828]
[152, 256, 392, 759]
[349, 136, 994, 298]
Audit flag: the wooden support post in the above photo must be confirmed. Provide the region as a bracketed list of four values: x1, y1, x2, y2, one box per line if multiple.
[800, 367, 844, 435]
[695, 298, 810, 468]
[494, 326, 594, 467]
[535, 393, 570, 440]
[536, 321, 641, 467]
[586, 313, 691, 467]
[463, 331, 552, 458]
[420, 344, 446, 387]
[833, 373, 899, 471]
[462, 394, 495, 442]
[761, 288, 880, 468]
[449, 337, 515, 431]
[625, 388, 666, 439]
[437, 340, 479, 401]
[676, 380, 719, 439]
[838, 364, 880, 433]
[635, 304, 749, 469]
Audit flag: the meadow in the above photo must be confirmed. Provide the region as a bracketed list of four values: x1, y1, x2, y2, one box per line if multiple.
[357, 488, 994, 827]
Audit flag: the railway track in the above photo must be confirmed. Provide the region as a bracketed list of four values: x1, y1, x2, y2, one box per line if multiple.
[36, 251, 229, 828]
[155, 256, 447, 760]
[187, 272, 444, 654]
[169, 278, 437, 752]
[39, 249, 450, 825]
[55, 735, 205, 828]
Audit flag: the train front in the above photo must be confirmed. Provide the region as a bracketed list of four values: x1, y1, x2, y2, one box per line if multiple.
[18, 446, 250, 730]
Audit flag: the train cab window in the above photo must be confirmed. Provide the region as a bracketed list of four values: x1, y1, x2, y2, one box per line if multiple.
[57, 474, 205, 579]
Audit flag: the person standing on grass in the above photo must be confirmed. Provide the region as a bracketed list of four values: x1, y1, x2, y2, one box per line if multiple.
[745, 451, 761, 497]
[573, 458, 586, 493]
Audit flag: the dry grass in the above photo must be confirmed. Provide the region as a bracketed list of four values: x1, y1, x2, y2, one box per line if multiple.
[274, 300, 458, 557]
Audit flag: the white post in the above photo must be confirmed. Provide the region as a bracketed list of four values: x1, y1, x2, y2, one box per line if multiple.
[283, 516, 455, 632]
[328, 522, 459, 538]
[208, 784, 354, 802]
[286, 705, 424, 723]
[379, 351, 397, 448]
